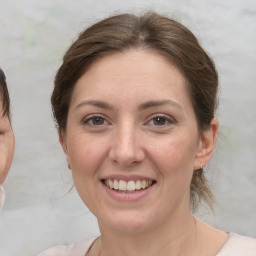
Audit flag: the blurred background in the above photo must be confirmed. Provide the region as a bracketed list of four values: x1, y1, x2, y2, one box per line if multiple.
[0, 0, 255, 255]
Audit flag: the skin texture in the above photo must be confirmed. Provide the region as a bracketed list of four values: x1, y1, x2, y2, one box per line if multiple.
[60, 49, 223, 255]
[0, 104, 14, 185]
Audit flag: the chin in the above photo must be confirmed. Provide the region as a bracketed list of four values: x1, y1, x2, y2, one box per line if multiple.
[98, 210, 156, 235]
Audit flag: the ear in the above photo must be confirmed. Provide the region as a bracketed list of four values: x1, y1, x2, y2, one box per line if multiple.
[58, 129, 71, 169]
[193, 118, 218, 170]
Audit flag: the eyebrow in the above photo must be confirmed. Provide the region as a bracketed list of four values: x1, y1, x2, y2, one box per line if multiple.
[138, 99, 183, 110]
[75, 99, 182, 111]
[75, 100, 113, 110]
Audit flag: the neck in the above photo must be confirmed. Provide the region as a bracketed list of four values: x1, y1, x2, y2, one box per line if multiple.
[98, 213, 198, 256]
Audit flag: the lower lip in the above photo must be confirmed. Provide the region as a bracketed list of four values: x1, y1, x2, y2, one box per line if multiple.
[101, 182, 155, 201]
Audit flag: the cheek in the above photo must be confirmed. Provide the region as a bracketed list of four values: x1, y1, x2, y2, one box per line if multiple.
[151, 137, 197, 208]
[150, 136, 197, 185]
[153, 138, 196, 168]
[0, 159, 8, 184]
[0, 156, 12, 184]
[0, 143, 14, 184]
[67, 135, 108, 178]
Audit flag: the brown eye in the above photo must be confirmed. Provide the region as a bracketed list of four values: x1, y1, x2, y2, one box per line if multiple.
[82, 115, 108, 127]
[92, 117, 105, 125]
[152, 116, 167, 126]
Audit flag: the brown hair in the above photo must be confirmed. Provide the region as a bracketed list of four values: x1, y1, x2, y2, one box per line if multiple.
[52, 12, 218, 211]
[0, 68, 10, 118]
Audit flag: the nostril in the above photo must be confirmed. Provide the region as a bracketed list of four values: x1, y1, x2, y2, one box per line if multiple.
[109, 148, 145, 166]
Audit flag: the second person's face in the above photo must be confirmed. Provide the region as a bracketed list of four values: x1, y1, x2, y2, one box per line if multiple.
[0, 105, 14, 185]
[61, 49, 206, 234]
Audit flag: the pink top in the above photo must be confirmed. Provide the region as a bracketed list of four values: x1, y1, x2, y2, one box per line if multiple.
[38, 233, 256, 256]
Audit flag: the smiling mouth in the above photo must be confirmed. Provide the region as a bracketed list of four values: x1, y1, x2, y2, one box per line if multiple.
[102, 179, 156, 193]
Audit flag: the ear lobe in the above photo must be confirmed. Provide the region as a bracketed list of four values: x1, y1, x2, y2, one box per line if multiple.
[58, 129, 71, 169]
[194, 118, 218, 170]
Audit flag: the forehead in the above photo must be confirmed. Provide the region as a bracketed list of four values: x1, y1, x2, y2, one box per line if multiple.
[71, 49, 191, 106]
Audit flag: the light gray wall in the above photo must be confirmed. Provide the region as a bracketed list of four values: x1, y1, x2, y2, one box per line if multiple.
[0, 0, 255, 255]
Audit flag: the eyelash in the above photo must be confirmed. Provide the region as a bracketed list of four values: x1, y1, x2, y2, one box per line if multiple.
[81, 114, 110, 127]
[81, 114, 175, 129]
[146, 114, 174, 127]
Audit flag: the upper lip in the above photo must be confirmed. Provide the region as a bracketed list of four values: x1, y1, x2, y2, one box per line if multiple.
[100, 175, 156, 182]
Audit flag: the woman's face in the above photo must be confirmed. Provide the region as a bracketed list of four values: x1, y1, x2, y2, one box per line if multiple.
[0, 104, 14, 184]
[61, 49, 217, 233]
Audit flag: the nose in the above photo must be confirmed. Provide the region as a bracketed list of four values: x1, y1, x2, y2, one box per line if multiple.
[108, 123, 145, 166]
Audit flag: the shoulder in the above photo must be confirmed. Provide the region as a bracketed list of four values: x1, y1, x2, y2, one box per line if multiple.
[37, 237, 97, 256]
[217, 233, 256, 256]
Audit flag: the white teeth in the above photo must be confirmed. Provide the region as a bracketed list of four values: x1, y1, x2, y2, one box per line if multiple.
[141, 180, 146, 189]
[109, 179, 114, 189]
[127, 181, 135, 191]
[135, 180, 142, 190]
[113, 179, 119, 190]
[119, 180, 127, 191]
[104, 179, 153, 192]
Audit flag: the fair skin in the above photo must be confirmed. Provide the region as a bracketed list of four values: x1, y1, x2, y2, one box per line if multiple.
[0, 103, 14, 185]
[60, 49, 228, 256]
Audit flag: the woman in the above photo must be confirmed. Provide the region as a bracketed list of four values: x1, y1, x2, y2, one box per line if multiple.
[39, 12, 256, 256]
[0, 68, 15, 210]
